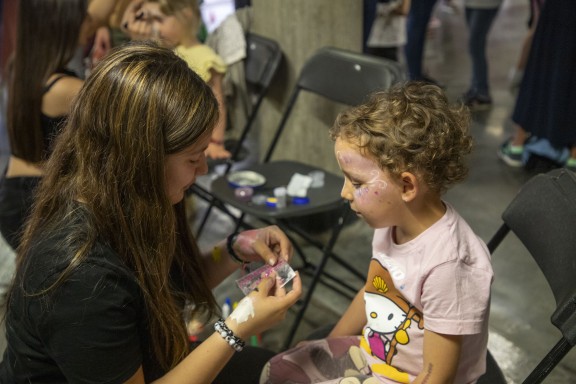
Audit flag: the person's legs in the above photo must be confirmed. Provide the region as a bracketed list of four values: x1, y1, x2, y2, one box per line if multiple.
[212, 345, 276, 384]
[498, 123, 529, 167]
[565, 145, 576, 171]
[0, 176, 39, 250]
[466, 7, 499, 97]
[404, 0, 438, 80]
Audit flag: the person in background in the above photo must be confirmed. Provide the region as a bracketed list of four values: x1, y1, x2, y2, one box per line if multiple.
[0, 0, 113, 251]
[461, 0, 502, 110]
[508, 0, 545, 89]
[364, 0, 411, 62]
[123, 0, 231, 160]
[0, 41, 302, 383]
[260, 83, 493, 384]
[498, 0, 576, 172]
[404, 0, 440, 84]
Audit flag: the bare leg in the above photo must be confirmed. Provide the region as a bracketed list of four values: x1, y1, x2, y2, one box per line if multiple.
[510, 123, 529, 146]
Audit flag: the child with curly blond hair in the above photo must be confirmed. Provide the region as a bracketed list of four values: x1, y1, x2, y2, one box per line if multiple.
[261, 82, 494, 384]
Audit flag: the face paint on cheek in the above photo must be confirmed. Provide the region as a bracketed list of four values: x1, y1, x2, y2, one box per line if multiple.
[353, 170, 389, 203]
[230, 297, 255, 324]
[336, 146, 389, 202]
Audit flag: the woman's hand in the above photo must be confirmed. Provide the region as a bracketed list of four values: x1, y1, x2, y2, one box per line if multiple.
[225, 271, 302, 339]
[232, 226, 293, 266]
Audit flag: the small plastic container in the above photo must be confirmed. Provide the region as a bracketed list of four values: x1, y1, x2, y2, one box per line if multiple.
[292, 196, 310, 205]
[274, 187, 287, 208]
[234, 186, 254, 202]
[251, 194, 268, 205]
[308, 170, 325, 188]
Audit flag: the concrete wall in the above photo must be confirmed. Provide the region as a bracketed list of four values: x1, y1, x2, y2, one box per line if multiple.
[250, 0, 363, 173]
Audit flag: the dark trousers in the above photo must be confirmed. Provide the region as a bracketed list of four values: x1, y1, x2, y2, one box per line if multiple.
[191, 342, 276, 383]
[404, 0, 438, 80]
[0, 176, 39, 250]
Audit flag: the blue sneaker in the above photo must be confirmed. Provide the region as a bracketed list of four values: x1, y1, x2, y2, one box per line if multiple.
[565, 158, 576, 172]
[498, 141, 524, 167]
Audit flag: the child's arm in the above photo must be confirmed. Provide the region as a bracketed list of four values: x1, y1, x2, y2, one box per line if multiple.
[328, 288, 366, 337]
[412, 330, 462, 384]
[206, 70, 231, 160]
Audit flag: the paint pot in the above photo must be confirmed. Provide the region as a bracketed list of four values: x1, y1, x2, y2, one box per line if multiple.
[308, 170, 325, 188]
[291, 196, 310, 205]
[235, 186, 254, 202]
[251, 194, 267, 205]
[274, 187, 287, 208]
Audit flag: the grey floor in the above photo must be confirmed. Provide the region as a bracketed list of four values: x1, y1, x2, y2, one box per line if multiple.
[1, 0, 575, 382]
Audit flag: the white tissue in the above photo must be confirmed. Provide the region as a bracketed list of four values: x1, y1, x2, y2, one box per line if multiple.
[287, 173, 313, 197]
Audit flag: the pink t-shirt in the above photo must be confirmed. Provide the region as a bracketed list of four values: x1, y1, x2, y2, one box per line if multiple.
[361, 203, 493, 383]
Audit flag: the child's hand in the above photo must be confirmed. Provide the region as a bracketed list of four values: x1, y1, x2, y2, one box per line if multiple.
[205, 142, 231, 160]
[232, 226, 294, 266]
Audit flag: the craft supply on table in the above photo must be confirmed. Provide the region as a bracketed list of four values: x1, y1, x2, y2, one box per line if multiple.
[235, 259, 297, 295]
[234, 186, 254, 201]
[227, 170, 266, 188]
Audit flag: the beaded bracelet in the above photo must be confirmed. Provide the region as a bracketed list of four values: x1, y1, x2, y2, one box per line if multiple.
[214, 318, 245, 352]
[226, 233, 244, 264]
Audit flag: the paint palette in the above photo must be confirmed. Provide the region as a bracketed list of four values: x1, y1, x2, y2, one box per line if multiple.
[235, 260, 296, 295]
[227, 170, 266, 188]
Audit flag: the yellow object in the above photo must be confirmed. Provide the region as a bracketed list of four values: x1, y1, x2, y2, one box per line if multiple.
[211, 245, 222, 263]
[175, 44, 226, 82]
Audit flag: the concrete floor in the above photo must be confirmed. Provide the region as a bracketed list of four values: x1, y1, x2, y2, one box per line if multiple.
[1, 0, 575, 382]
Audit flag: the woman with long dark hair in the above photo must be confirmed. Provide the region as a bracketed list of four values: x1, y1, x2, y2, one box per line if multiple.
[0, 41, 301, 383]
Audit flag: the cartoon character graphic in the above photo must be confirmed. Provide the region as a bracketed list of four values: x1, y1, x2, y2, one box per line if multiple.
[364, 289, 409, 363]
[360, 259, 424, 382]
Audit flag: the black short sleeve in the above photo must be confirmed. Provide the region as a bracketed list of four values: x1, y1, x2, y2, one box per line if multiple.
[34, 256, 144, 383]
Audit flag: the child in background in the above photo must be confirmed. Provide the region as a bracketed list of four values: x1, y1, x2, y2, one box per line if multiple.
[261, 82, 494, 384]
[135, 0, 230, 160]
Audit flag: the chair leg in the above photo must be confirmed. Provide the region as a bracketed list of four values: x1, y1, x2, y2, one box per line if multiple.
[282, 213, 349, 350]
[487, 224, 510, 253]
[195, 199, 216, 237]
[522, 338, 572, 384]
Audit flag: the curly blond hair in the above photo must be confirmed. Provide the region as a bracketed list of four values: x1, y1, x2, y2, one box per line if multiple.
[330, 82, 472, 194]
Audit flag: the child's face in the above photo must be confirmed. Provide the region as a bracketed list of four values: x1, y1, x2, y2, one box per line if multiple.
[334, 137, 404, 229]
[142, 2, 186, 48]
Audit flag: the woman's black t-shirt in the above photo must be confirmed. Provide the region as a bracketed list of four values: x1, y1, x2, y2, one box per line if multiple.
[0, 208, 164, 383]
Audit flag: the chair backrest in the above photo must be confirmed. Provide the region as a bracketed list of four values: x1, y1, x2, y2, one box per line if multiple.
[226, 33, 282, 165]
[498, 169, 576, 343]
[298, 46, 405, 106]
[263, 46, 406, 161]
[244, 33, 283, 92]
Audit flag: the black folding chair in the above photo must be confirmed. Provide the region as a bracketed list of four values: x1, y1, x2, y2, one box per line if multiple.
[478, 168, 576, 384]
[192, 32, 283, 236]
[206, 46, 406, 348]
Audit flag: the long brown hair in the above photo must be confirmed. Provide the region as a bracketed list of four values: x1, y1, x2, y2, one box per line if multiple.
[16, 41, 220, 370]
[7, 0, 88, 163]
